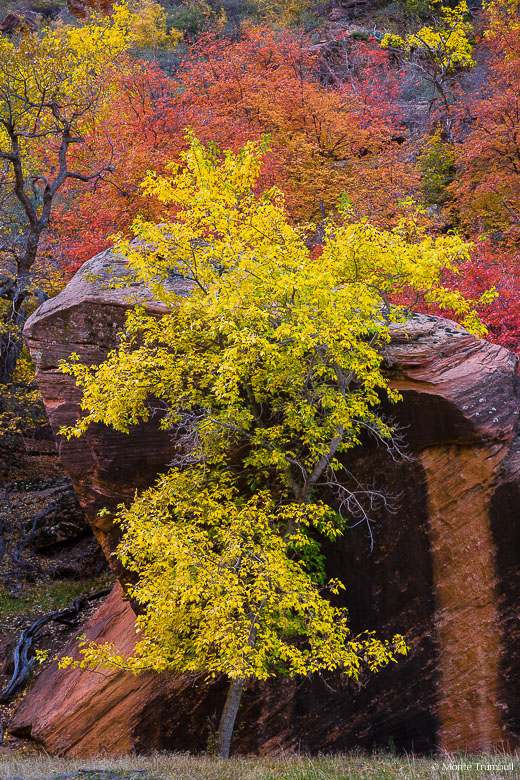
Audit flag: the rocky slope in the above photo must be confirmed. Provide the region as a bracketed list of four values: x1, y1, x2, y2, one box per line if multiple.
[12, 247, 520, 755]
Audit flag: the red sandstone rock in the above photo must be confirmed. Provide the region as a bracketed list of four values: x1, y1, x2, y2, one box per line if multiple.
[15, 248, 520, 755]
[0, 11, 38, 34]
[11, 585, 226, 756]
[21, 249, 189, 569]
[67, 0, 113, 19]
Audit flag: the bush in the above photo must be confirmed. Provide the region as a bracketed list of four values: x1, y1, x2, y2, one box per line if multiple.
[417, 126, 456, 207]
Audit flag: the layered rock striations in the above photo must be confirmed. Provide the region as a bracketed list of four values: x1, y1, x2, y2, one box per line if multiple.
[13, 248, 520, 755]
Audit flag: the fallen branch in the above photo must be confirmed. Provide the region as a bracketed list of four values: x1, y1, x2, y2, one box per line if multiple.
[0, 587, 111, 703]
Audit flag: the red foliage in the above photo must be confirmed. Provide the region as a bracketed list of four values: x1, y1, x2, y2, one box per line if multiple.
[407, 241, 520, 354]
[453, 244, 520, 353]
[49, 28, 419, 275]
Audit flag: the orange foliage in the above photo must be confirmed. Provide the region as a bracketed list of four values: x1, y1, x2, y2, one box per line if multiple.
[179, 27, 418, 223]
[451, 10, 520, 243]
[50, 27, 419, 272]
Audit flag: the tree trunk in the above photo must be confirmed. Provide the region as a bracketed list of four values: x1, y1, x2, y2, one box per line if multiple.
[0, 324, 23, 386]
[217, 677, 245, 759]
[0, 266, 32, 386]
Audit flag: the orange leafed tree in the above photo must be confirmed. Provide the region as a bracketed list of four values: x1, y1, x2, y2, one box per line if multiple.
[179, 27, 419, 224]
[450, 1, 520, 242]
[429, 0, 520, 355]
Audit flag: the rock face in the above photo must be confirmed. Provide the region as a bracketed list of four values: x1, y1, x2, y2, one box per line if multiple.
[67, 0, 113, 19]
[14, 248, 520, 755]
[21, 249, 186, 574]
[30, 480, 91, 552]
[0, 11, 38, 35]
[10, 585, 222, 756]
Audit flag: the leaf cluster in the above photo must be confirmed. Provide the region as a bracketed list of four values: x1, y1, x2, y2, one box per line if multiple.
[64, 467, 407, 680]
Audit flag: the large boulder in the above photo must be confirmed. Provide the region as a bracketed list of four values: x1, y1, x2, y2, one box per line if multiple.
[0, 11, 38, 35]
[14, 248, 520, 755]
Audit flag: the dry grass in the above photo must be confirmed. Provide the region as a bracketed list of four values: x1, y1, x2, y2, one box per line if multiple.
[0, 751, 518, 780]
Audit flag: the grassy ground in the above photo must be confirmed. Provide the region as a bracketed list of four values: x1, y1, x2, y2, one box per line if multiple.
[0, 575, 113, 618]
[0, 752, 518, 780]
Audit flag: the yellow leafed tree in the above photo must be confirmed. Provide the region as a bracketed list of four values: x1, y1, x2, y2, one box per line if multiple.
[61, 134, 492, 758]
[0, 2, 134, 458]
[381, 1, 474, 121]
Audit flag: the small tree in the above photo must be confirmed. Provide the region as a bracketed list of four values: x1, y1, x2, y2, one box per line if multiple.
[417, 124, 456, 208]
[381, 0, 475, 131]
[69, 469, 408, 758]
[61, 135, 489, 757]
[0, 3, 133, 387]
